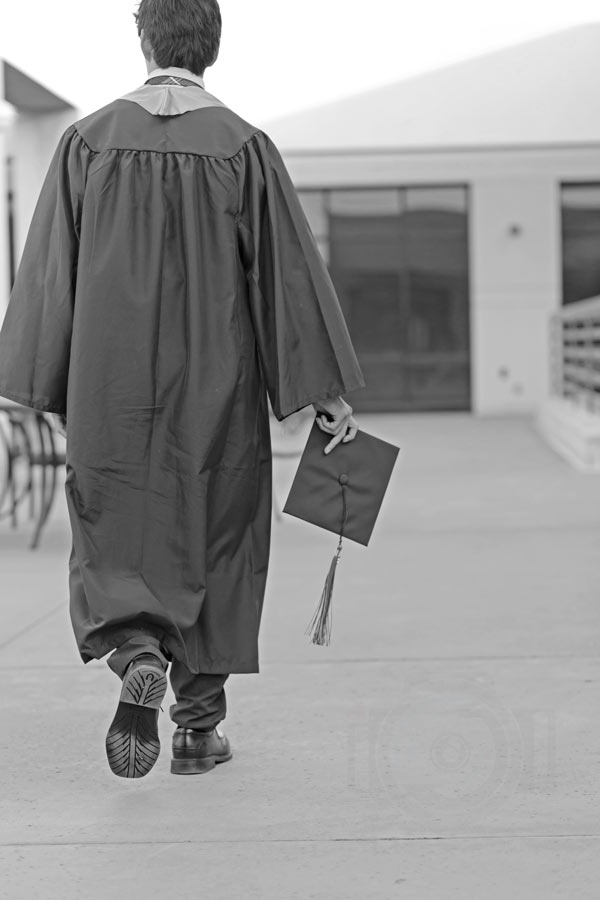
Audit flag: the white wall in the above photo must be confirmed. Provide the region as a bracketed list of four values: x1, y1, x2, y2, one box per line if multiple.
[1, 107, 76, 324]
[470, 177, 561, 414]
[7, 109, 77, 262]
[0, 57, 15, 322]
[0, 105, 13, 323]
[283, 145, 600, 415]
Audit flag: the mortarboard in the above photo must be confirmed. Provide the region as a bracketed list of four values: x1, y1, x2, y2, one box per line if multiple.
[283, 420, 400, 645]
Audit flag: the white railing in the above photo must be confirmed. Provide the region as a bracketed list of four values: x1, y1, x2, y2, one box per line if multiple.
[550, 295, 600, 415]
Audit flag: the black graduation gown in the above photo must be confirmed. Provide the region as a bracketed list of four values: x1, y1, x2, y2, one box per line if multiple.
[0, 84, 364, 673]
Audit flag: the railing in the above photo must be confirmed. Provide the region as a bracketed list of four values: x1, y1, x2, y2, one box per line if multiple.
[0, 403, 66, 548]
[550, 295, 600, 414]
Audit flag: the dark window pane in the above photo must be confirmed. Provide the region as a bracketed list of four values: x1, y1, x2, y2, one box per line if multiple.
[344, 272, 404, 355]
[329, 190, 402, 217]
[405, 186, 467, 212]
[404, 197, 470, 356]
[329, 271, 409, 411]
[408, 273, 469, 353]
[330, 215, 403, 271]
[328, 186, 470, 412]
[404, 209, 468, 278]
[562, 184, 600, 305]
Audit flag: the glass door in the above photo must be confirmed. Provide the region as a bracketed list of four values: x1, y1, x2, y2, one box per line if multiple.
[332, 269, 410, 411]
[329, 187, 471, 412]
[403, 188, 471, 409]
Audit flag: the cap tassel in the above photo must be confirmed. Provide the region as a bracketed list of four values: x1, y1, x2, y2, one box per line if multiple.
[306, 477, 348, 646]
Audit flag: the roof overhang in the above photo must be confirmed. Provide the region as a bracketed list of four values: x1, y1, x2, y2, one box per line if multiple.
[3, 61, 74, 113]
[265, 24, 600, 155]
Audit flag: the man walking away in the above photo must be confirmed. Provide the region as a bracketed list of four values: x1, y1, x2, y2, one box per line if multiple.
[0, 0, 363, 778]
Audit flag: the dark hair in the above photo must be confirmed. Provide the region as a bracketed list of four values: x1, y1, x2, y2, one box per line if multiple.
[134, 0, 221, 76]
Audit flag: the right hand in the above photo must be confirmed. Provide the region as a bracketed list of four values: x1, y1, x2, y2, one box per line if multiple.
[312, 396, 358, 454]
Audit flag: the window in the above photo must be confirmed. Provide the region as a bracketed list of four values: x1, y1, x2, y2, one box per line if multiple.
[298, 185, 471, 411]
[561, 184, 600, 305]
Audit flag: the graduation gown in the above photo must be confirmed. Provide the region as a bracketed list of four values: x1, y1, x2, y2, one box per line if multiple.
[0, 82, 364, 673]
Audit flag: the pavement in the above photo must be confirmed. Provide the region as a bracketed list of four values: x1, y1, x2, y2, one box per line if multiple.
[1, 412, 600, 899]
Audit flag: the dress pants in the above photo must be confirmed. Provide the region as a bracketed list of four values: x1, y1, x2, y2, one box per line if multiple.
[108, 635, 229, 732]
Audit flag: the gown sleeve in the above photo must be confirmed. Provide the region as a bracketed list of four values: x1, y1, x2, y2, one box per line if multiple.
[236, 130, 365, 421]
[0, 125, 92, 415]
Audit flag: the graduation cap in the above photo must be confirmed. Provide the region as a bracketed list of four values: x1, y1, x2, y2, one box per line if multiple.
[283, 420, 400, 645]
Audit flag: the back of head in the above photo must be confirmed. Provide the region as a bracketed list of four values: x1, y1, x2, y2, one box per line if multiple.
[135, 0, 222, 76]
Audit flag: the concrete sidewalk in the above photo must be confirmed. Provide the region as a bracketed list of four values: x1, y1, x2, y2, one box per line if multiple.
[2, 413, 600, 899]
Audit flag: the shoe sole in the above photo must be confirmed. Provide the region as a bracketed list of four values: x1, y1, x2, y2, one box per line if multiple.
[170, 752, 233, 775]
[105, 664, 168, 779]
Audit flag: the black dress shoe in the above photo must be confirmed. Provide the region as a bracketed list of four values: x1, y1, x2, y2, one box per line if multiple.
[105, 657, 168, 779]
[171, 726, 232, 775]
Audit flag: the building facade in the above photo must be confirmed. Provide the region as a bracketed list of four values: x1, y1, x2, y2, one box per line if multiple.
[0, 61, 76, 319]
[266, 25, 600, 415]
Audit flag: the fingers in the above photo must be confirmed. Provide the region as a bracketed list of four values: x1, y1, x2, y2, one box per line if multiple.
[314, 404, 359, 454]
[315, 415, 332, 434]
[317, 406, 353, 432]
[324, 417, 359, 454]
[342, 417, 359, 443]
[324, 428, 348, 454]
[313, 397, 353, 430]
[316, 414, 343, 435]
